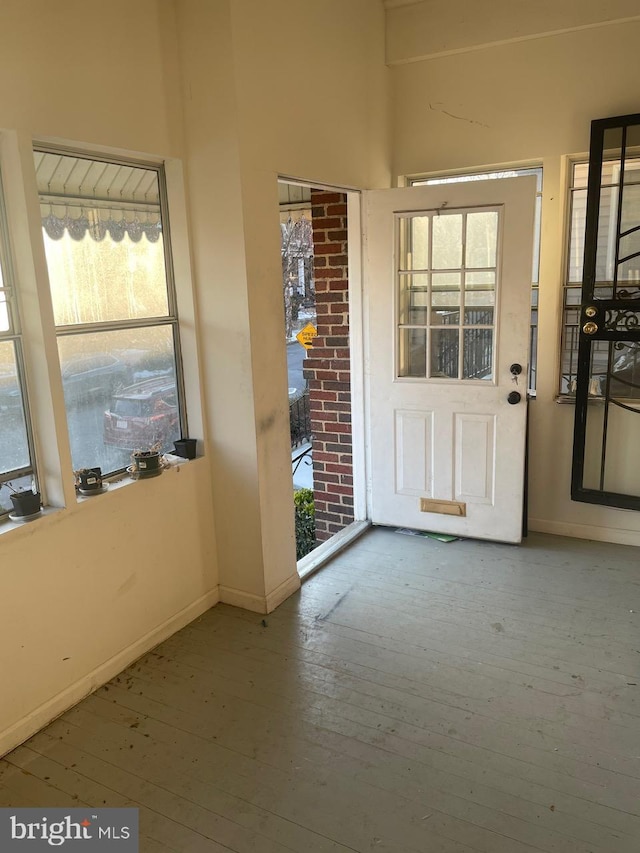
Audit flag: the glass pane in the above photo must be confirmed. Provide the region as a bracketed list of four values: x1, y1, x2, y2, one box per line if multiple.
[560, 315, 580, 394]
[601, 161, 622, 186]
[430, 328, 458, 379]
[618, 230, 640, 276]
[466, 211, 498, 268]
[616, 258, 640, 286]
[622, 156, 640, 185]
[432, 306, 460, 325]
[398, 217, 429, 270]
[621, 183, 640, 231]
[57, 325, 180, 474]
[44, 225, 168, 326]
[567, 188, 587, 281]
[402, 291, 428, 325]
[572, 163, 589, 189]
[432, 214, 462, 269]
[610, 342, 640, 399]
[465, 307, 494, 325]
[595, 187, 618, 282]
[463, 329, 493, 379]
[432, 272, 460, 288]
[466, 290, 495, 308]
[465, 271, 495, 287]
[465, 270, 495, 307]
[398, 274, 428, 324]
[0, 289, 9, 332]
[561, 310, 612, 395]
[583, 347, 640, 494]
[398, 328, 426, 377]
[410, 217, 429, 269]
[532, 194, 542, 284]
[0, 340, 30, 475]
[37, 155, 169, 326]
[422, 167, 542, 191]
[431, 270, 460, 322]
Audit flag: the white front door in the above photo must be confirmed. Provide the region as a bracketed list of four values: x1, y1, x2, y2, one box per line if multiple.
[364, 177, 536, 543]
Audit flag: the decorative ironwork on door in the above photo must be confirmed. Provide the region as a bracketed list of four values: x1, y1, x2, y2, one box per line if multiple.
[572, 113, 640, 509]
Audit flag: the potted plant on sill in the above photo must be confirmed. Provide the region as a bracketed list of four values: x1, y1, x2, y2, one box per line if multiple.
[2, 481, 42, 518]
[130, 441, 164, 478]
[74, 467, 104, 495]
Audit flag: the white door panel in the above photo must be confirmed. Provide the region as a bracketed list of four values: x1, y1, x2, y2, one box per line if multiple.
[365, 178, 536, 543]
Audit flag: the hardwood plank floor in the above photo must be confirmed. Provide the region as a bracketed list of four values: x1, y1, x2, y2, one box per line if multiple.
[2, 529, 639, 852]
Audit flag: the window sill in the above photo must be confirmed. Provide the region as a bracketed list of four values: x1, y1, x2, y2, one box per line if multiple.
[75, 453, 195, 503]
[556, 395, 609, 405]
[0, 505, 63, 537]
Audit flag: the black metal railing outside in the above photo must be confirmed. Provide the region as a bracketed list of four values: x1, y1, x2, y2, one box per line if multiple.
[289, 388, 312, 447]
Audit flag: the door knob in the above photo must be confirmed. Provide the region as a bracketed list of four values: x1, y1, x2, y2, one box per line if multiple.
[507, 391, 521, 405]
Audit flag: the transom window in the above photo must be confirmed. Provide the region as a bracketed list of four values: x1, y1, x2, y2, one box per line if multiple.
[35, 149, 186, 476]
[396, 208, 498, 380]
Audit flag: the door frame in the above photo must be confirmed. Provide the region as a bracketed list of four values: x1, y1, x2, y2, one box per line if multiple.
[278, 175, 369, 575]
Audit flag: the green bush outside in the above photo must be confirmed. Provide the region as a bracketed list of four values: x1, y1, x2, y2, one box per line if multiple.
[294, 488, 315, 560]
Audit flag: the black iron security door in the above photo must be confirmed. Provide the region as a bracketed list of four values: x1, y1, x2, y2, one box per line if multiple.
[572, 114, 640, 509]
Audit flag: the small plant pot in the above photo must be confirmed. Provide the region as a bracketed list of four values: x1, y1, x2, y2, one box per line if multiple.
[10, 490, 41, 517]
[132, 451, 161, 475]
[77, 467, 102, 491]
[173, 438, 197, 460]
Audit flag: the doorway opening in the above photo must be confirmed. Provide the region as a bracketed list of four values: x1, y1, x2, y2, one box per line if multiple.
[279, 182, 355, 560]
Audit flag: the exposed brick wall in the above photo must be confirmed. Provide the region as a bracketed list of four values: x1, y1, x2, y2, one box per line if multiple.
[306, 190, 354, 542]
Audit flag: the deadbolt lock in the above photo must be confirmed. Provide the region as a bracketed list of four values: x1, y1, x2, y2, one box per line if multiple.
[582, 321, 598, 335]
[584, 306, 597, 318]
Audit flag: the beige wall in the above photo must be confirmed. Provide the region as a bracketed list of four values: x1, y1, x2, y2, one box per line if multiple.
[174, 0, 390, 607]
[389, 5, 640, 543]
[0, 0, 220, 756]
[0, 0, 390, 756]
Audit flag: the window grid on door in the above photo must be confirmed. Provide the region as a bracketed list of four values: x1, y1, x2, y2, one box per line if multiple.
[396, 208, 499, 382]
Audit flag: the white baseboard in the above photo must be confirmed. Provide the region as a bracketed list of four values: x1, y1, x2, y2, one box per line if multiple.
[298, 519, 371, 581]
[0, 588, 220, 759]
[529, 517, 640, 547]
[219, 572, 301, 614]
[266, 572, 301, 612]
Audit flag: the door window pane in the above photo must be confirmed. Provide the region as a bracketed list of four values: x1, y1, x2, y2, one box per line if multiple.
[398, 217, 429, 270]
[398, 328, 426, 377]
[466, 211, 498, 268]
[410, 217, 429, 269]
[463, 329, 493, 379]
[432, 214, 462, 269]
[398, 274, 428, 324]
[430, 328, 458, 379]
[465, 307, 494, 325]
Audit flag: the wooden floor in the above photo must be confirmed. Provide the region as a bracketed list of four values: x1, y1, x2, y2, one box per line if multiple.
[2, 528, 640, 852]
